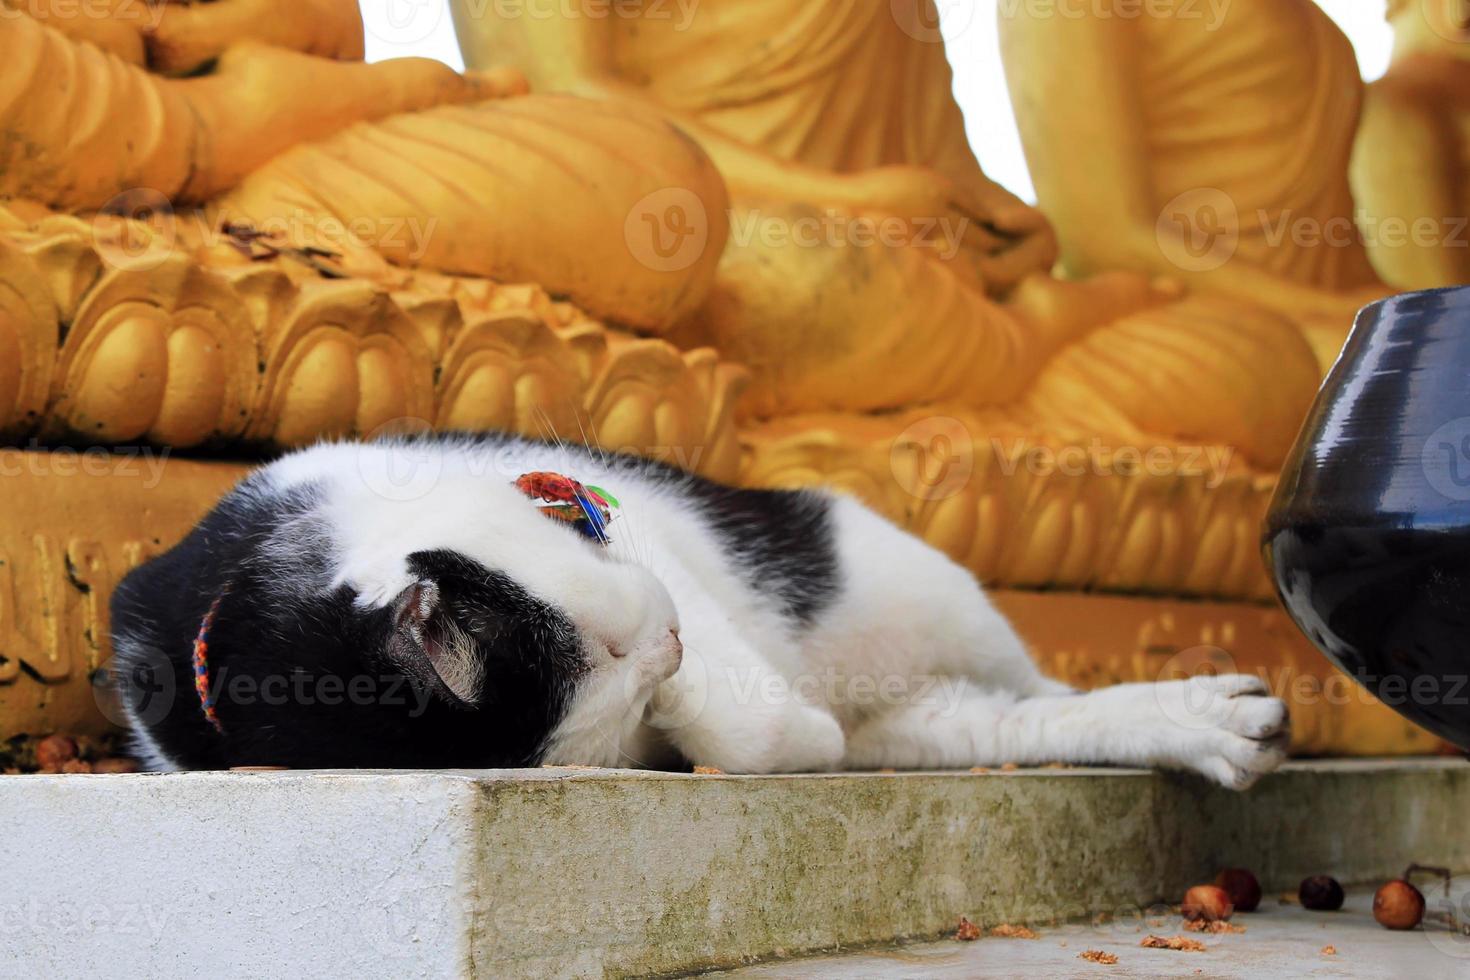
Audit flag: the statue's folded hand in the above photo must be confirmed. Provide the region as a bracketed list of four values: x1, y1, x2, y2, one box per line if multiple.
[833, 165, 1058, 296]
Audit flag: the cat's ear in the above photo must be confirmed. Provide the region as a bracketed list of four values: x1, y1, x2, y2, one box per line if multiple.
[387, 579, 483, 707]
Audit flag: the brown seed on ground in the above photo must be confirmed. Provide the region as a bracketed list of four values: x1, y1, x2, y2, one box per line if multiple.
[1321, 945, 1337, 956]
[1182, 885, 1234, 922]
[955, 917, 982, 941]
[990, 923, 1040, 939]
[1140, 935, 1207, 952]
[1299, 875, 1346, 911]
[1214, 868, 1262, 912]
[1372, 880, 1425, 930]
[35, 735, 78, 770]
[1079, 950, 1119, 964]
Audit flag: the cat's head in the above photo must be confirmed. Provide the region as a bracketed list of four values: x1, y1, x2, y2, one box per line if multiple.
[112, 464, 683, 771]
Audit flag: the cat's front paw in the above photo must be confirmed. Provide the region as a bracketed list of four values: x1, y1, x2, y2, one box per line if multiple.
[1155, 674, 1290, 790]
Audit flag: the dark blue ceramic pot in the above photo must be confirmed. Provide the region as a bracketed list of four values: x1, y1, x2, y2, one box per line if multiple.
[1264, 286, 1470, 750]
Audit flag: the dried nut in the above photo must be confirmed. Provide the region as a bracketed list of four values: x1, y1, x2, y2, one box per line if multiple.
[1372, 880, 1425, 930]
[1182, 885, 1234, 922]
[35, 735, 78, 770]
[1214, 868, 1262, 912]
[1299, 876, 1345, 911]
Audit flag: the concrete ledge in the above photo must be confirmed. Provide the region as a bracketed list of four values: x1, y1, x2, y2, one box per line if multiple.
[3, 760, 1467, 978]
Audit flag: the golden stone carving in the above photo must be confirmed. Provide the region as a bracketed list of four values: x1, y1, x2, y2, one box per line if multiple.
[740, 408, 1273, 602]
[0, 206, 745, 480]
[1352, 0, 1470, 290]
[0, 452, 248, 738]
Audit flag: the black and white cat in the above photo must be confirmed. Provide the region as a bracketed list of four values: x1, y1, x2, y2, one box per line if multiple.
[112, 433, 1289, 786]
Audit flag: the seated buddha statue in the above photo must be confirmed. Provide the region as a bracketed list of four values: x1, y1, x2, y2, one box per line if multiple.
[1000, 0, 1391, 370]
[1352, 0, 1470, 290]
[449, 0, 1320, 462]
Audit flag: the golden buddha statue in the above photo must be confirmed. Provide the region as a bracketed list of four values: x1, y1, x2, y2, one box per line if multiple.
[1352, 0, 1470, 290]
[1000, 0, 1390, 370]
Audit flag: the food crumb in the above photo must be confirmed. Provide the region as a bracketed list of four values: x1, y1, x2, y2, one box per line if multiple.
[1000, 762, 1019, 772]
[1279, 892, 1300, 905]
[970, 767, 990, 774]
[1080, 950, 1119, 964]
[955, 917, 982, 942]
[692, 766, 724, 775]
[1321, 945, 1337, 956]
[990, 923, 1040, 939]
[1184, 919, 1245, 934]
[1140, 935, 1207, 952]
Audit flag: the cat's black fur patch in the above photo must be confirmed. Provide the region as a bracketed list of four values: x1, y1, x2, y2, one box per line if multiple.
[110, 476, 580, 770]
[671, 480, 839, 625]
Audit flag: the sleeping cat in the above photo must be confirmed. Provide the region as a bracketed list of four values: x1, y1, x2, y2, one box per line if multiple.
[111, 433, 1289, 786]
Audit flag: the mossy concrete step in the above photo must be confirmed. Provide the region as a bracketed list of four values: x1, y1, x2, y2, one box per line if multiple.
[3, 760, 1467, 978]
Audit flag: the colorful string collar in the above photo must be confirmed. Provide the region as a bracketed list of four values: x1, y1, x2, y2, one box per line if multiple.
[192, 591, 226, 734]
[514, 471, 620, 543]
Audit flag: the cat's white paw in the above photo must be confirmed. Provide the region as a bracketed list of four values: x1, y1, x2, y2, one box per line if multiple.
[1154, 674, 1290, 790]
[780, 704, 847, 773]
